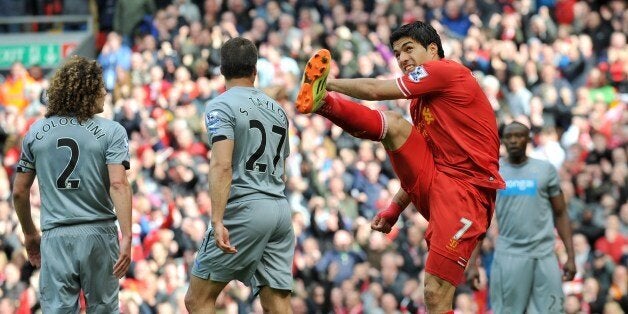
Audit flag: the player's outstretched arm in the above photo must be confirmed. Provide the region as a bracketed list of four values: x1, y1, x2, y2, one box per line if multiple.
[209, 139, 237, 254]
[13, 171, 41, 268]
[327, 78, 405, 101]
[109, 164, 132, 278]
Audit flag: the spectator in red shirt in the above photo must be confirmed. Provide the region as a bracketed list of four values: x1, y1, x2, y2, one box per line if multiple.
[595, 215, 627, 264]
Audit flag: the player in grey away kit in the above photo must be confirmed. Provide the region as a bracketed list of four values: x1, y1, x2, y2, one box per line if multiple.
[467, 122, 576, 313]
[184, 37, 294, 313]
[13, 56, 132, 313]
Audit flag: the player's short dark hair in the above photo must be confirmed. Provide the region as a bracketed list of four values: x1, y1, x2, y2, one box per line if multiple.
[390, 21, 445, 58]
[500, 121, 531, 138]
[220, 37, 258, 80]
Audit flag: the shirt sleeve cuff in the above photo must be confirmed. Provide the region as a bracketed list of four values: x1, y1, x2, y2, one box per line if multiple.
[396, 77, 411, 98]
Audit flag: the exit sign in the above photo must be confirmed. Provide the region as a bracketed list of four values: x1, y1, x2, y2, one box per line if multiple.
[0, 43, 76, 68]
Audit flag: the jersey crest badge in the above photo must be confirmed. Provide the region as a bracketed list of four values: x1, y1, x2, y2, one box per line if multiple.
[422, 107, 435, 125]
[408, 66, 428, 83]
[447, 238, 459, 251]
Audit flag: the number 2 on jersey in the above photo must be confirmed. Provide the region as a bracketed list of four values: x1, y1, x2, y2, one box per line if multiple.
[245, 120, 286, 174]
[56, 138, 80, 189]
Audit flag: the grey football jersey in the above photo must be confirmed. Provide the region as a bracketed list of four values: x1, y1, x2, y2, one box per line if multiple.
[495, 158, 561, 257]
[205, 86, 289, 202]
[17, 116, 130, 231]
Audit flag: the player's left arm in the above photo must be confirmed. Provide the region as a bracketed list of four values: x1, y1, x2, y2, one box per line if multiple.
[109, 164, 132, 278]
[550, 188, 576, 281]
[282, 123, 290, 183]
[106, 124, 133, 278]
[282, 160, 287, 183]
[545, 162, 575, 281]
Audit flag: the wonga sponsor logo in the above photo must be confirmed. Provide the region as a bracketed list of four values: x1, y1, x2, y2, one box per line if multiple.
[500, 179, 537, 196]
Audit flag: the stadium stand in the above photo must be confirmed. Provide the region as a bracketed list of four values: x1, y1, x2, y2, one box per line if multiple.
[0, 0, 625, 313]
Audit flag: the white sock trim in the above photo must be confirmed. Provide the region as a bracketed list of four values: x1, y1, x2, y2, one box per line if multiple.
[378, 110, 388, 141]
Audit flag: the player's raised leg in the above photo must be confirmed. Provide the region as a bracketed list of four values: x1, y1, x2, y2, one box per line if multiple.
[295, 49, 412, 150]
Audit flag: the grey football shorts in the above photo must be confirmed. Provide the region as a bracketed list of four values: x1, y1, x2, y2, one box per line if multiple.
[191, 197, 295, 292]
[40, 221, 120, 314]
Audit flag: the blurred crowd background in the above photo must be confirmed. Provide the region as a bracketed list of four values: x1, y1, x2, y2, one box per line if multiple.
[0, 0, 626, 313]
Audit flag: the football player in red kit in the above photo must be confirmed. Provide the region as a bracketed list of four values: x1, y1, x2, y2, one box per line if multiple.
[295, 21, 505, 313]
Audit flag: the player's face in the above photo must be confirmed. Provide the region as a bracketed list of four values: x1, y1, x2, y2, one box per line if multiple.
[502, 126, 529, 159]
[392, 37, 438, 74]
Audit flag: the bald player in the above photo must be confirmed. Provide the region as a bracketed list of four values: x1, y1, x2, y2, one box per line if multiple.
[467, 122, 576, 313]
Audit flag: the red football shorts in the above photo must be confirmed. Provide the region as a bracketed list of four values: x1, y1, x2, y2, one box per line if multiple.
[387, 127, 495, 285]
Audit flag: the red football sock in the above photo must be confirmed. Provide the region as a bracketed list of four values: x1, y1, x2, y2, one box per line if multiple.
[317, 92, 386, 141]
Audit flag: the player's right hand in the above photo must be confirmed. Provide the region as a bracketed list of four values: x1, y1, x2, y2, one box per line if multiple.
[24, 233, 41, 268]
[214, 223, 237, 254]
[371, 214, 394, 234]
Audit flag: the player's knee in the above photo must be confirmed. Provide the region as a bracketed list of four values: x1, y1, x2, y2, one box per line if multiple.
[424, 279, 447, 308]
[183, 293, 196, 312]
[384, 111, 412, 137]
[184, 291, 208, 313]
[383, 111, 405, 130]
[260, 288, 291, 313]
[382, 111, 412, 144]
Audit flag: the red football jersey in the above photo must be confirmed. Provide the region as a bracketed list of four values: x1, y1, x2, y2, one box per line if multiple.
[395, 59, 505, 190]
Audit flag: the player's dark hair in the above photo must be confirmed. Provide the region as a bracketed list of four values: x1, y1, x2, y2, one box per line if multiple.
[390, 21, 445, 58]
[220, 37, 258, 80]
[46, 55, 104, 123]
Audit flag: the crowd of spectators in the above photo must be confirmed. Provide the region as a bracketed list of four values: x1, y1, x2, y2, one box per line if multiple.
[0, 0, 626, 313]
